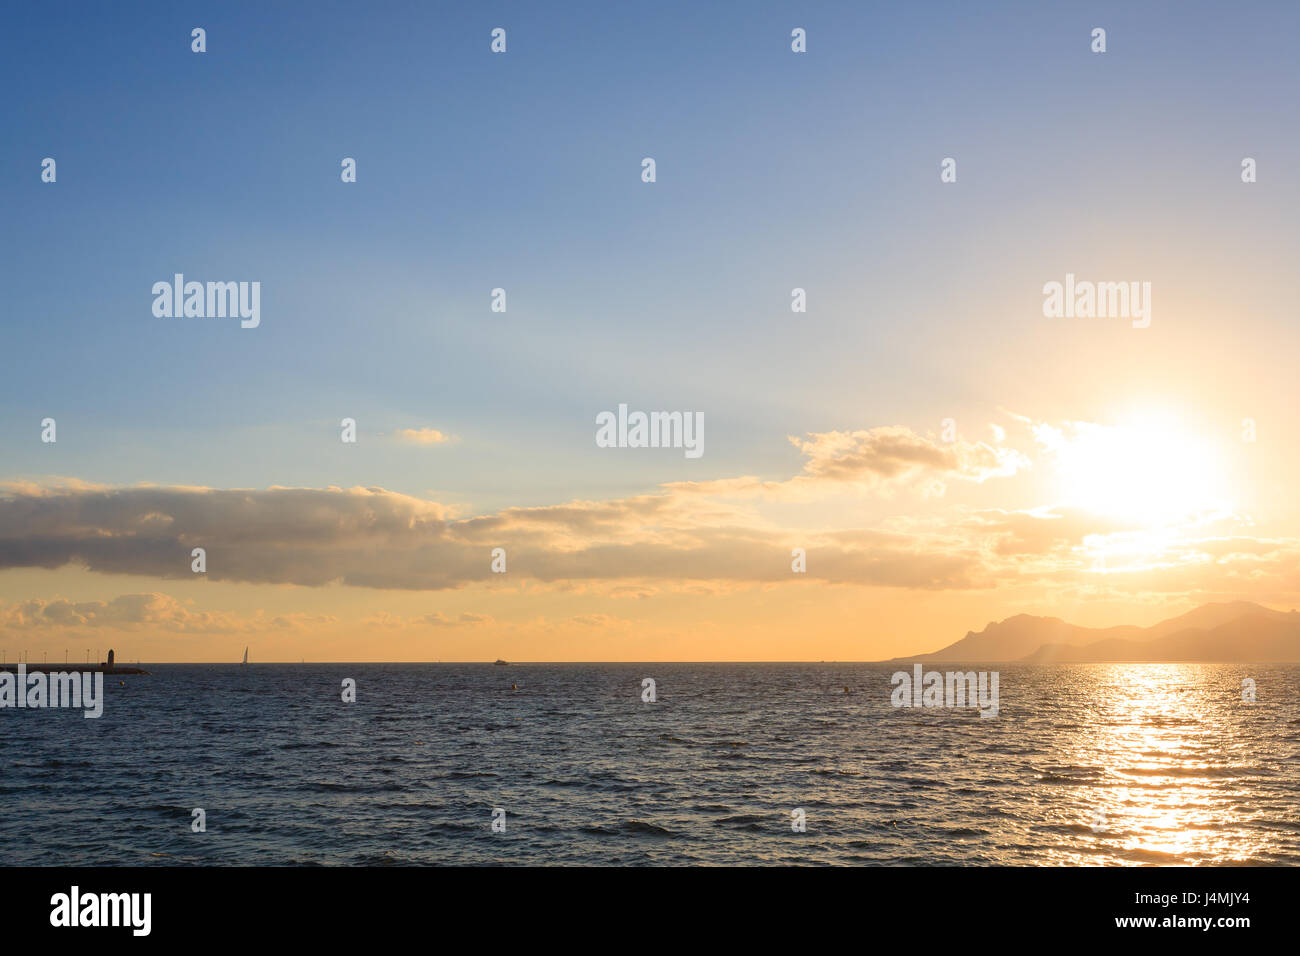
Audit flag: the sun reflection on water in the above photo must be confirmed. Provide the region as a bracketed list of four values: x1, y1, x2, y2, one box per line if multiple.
[1055, 664, 1283, 865]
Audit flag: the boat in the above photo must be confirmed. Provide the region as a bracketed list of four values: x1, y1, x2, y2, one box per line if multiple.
[493, 659, 508, 666]
[241, 647, 248, 665]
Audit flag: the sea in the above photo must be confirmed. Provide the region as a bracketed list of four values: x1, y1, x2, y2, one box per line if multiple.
[2, 663, 1297, 866]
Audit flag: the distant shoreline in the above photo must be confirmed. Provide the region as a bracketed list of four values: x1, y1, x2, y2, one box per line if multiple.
[2, 660, 1293, 668]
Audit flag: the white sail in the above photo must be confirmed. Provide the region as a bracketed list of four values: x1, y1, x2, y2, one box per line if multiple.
[241, 647, 248, 665]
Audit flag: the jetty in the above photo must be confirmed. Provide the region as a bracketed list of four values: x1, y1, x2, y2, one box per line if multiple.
[0, 649, 149, 675]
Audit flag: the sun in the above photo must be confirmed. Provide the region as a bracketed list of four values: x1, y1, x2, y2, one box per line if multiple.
[1041, 413, 1229, 524]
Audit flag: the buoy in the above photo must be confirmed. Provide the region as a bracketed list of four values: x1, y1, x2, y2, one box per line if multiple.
[511, 684, 517, 690]
[843, 686, 850, 694]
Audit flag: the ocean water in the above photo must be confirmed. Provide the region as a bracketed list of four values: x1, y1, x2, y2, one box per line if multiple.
[2, 663, 1297, 866]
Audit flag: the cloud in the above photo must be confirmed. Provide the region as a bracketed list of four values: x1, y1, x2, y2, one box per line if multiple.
[568, 614, 616, 627]
[396, 428, 454, 446]
[665, 425, 1027, 499]
[363, 611, 494, 629]
[791, 426, 1024, 485]
[3, 420, 1291, 615]
[17, 423, 1282, 600]
[966, 506, 1136, 556]
[0, 428, 998, 591]
[0, 592, 336, 634]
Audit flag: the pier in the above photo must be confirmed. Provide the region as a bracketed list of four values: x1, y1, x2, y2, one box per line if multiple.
[0, 649, 149, 675]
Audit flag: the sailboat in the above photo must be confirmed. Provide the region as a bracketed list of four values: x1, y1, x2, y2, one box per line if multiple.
[241, 647, 248, 666]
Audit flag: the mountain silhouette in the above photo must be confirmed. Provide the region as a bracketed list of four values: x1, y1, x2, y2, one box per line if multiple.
[896, 601, 1300, 663]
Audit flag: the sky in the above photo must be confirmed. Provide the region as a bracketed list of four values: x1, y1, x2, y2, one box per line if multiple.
[2, 1, 1299, 661]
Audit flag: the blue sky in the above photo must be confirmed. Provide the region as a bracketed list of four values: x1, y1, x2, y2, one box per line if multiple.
[3, 0, 1298, 509]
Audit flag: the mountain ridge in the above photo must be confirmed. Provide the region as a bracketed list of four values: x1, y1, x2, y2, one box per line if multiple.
[892, 601, 1300, 663]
